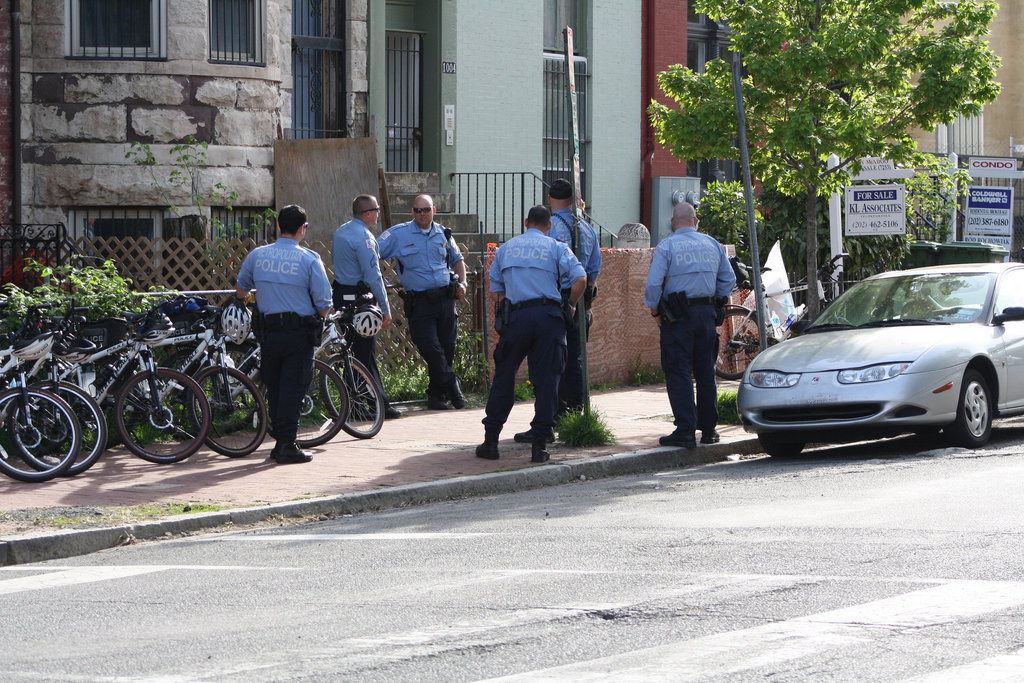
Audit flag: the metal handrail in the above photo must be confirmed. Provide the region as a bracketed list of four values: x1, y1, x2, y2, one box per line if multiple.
[449, 172, 615, 246]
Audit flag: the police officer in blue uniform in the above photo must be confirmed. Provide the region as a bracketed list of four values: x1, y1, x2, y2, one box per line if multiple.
[236, 204, 333, 464]
[547, 180, 602, 414]
[478, 205, 587, 463]
[378, 194, 468, 410]
[331, 193, 401, 420]
[644, 201, 735, 449]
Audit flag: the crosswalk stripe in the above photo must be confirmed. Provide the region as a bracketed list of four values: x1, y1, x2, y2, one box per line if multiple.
[482, 580, 1024, 682]
[898, 647, 1024, 682]
[209, 532, 493, 541]
[0, 566, 284, 595]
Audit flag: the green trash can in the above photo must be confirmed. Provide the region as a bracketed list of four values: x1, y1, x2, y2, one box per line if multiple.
[905, 241, 940, 268]
[937, 241, 1009, 264]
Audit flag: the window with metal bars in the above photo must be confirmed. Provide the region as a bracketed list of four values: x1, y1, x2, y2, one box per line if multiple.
[542, 54, 589, 195]
[209, 0, 264, 65]
[68, 0, 166, 60]
[211, 207, 276, 241]
[68, 208, 164, 239]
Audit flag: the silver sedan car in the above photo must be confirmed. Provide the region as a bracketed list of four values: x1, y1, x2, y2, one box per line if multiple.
[737, 262, 1024, 456]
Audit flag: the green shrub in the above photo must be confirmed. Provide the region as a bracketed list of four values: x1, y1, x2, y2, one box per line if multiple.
[629, 354, 665, 386]
[718, 388, 740, 424]
[556, 407, 616, 447]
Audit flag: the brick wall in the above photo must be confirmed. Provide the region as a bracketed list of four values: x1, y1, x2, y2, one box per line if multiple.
[0, 0, 12, 224]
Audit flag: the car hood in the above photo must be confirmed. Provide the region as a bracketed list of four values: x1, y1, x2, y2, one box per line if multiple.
[747, 324, 993, 374]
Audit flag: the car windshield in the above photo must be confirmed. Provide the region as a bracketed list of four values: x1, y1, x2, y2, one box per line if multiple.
[810, 272, 995, 330]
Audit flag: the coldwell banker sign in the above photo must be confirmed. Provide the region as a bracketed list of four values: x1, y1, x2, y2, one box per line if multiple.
[844, 184, 906, 236]
[964, 186, 1014, 252]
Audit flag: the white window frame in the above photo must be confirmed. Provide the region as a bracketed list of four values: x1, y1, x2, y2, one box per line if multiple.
[67, 0, 167, 59]
[68, 208, 165, 240]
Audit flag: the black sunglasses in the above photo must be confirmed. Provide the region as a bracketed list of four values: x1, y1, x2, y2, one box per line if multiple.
[412, 207, 433, 214]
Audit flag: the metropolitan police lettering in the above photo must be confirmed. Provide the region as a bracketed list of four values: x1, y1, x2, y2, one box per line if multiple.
[669, 237, 719, 268]
[255, 247, 303, 276]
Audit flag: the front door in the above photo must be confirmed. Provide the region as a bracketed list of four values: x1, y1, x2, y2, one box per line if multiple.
[385, 31, 422, 171]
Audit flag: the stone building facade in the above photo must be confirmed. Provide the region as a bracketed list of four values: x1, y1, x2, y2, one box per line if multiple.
[1, 0, 13, 225]
[14, 0, 372, 239]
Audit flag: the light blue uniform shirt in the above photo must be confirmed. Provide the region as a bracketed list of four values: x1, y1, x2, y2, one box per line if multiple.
[489, 228, 586, 304]
[550, 208, 602, 281]
[377, 221, 464, 292]
[331, 217, 391, 315]
[644, 227, 735, 309]
[236, 237, 333, 316]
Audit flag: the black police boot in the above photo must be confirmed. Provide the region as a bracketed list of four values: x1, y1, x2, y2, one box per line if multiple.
[659, 430, 697, 449]
[514, 428, 555, 444]
[274, 442, 313, 464]
[267, 441, 283, 460]
[531, 438, 550, 463]
[449, 378, 467, 409]
[476, 434, 499, 460]
[426, 391, 450, 410]
[700, 430, 721, 444]
[384, 405, 403, 419]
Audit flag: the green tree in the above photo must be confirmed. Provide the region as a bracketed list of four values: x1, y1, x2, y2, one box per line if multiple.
[650, 0, 1000, 314]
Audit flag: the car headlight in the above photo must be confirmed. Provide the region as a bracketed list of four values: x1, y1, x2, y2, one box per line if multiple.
[837, 362, 911, 384]
[749, 371, 801, 388]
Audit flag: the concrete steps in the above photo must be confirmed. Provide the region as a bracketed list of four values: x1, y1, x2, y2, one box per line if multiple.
[384, 172, 498, 255]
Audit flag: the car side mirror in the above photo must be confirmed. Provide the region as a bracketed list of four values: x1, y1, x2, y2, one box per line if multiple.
[993, 306, 1024, 325]
[789, 320, 811, 335]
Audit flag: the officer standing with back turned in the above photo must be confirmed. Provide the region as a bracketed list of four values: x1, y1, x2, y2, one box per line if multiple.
[378, 194, 468, 410]
[235, 204, 333, 464]
[478, 205, 587, 463]
[644, 201, 735, 449]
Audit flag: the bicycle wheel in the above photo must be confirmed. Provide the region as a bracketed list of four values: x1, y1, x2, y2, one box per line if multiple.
[328, 355, 384, 439]
[193, 365, 268, 457]
[32, 380, 107, 476]
[294, 360, 349, 448]
[716, 305, 763, 380]
[0, 387, 81, 483]
[113, 368, 211, 464]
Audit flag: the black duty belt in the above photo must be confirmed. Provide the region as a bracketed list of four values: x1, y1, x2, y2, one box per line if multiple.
[511, 297, 561, 311]
[686, 296, 717, 306]
[261, 312, 310, 331]
[408, 286, 449, 299]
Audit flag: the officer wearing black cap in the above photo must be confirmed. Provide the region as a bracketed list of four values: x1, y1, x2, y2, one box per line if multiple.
[644, 201, 735, 449]
[378, 194, 468, 410]
[235, 204, 333, 464]
[478, 205, 587, 463]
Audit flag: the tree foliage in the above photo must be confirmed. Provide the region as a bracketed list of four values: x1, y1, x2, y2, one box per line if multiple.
[650, 0, 1000, 312]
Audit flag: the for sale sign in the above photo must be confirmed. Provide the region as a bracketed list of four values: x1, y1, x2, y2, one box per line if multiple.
[844, 184, 906, 236]
[964, 186, 1013, 253]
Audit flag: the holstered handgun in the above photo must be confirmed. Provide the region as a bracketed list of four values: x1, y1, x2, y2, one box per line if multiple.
[494, 298, 512, 334]
[252, 311, 266, 343]
[399, 289, 413, 318]
[714, 296, 728, 326]
[561, 289, 578, 331]
[583, 281, 598, 309]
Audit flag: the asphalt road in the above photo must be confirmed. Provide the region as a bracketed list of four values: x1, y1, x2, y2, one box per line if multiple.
[2, 430, 1024, 681]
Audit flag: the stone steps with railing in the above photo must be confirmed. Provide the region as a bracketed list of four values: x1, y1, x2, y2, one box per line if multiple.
[384, 172, 498, 255]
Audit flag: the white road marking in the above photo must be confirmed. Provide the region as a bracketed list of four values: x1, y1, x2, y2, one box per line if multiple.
[209, 532, 494, 541]
[0, 565, 287, 595]
[898, 647, 1024, 682]
[481, 580, 1024, 682]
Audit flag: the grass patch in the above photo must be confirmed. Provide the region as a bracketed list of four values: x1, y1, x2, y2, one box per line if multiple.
[556, 407, 617, 447]
[718, 388, 740, 424]
[629, 355, 666, 386]
[39, 502, 225, 529]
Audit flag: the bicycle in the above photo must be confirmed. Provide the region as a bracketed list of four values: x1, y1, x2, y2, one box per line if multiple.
[0, 308, 83, 482]
[315, 294, 385, 439]
[56, 305, 212, 464]
[716, 253, 848, 380]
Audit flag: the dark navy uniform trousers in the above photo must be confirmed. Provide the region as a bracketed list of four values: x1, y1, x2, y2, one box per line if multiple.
[261, 329, 315, 443]
[483, 306, 566, 436]
[661, 304, 719, 434]
[408, 294, 458, 400]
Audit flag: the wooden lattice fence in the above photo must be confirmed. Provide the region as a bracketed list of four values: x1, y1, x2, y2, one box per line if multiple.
[70, 237, 487, 392]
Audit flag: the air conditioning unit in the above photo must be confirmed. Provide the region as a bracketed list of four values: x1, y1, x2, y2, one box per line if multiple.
[651, 177, 701, 246]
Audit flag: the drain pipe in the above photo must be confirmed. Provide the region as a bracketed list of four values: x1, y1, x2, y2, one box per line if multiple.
[11, 0, 22, 224]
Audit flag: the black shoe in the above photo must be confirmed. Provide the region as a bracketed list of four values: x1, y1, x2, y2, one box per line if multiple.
[449, 379, 467, 409]
[513, 429, 555, 444]
[274, 442, 313, 464]
[659, 431, 697, 449]
[426, 397, 451, 410]
[531, 442, 550, 463]
[476, 440, 499, 460]
[700, 430, 721, 444]
[384, 405, 403, 420]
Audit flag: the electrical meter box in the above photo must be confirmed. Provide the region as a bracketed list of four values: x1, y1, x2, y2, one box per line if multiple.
[651, 177, 702, 246]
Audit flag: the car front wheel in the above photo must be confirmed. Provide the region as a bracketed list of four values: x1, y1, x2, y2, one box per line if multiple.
[945, 369, 992, 448]
[758, 433, 805, 458]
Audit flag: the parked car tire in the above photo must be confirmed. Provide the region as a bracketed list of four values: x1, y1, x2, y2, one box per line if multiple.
[944, 368, 992, 448]
[758, 433, 805, 458]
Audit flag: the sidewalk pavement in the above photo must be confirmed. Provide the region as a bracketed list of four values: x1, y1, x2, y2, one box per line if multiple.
[0, 382, 764, 566]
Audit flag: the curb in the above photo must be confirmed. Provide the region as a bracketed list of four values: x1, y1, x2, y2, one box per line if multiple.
[0, 437, 763, 567]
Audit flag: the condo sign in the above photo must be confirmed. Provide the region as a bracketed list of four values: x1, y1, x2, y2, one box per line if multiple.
[844, 184, 906, 236]
[964, 186, 1014, 253]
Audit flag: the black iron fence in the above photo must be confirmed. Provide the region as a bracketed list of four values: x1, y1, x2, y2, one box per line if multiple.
[0, 224, 70, 289]
[450, 171, 614, 246]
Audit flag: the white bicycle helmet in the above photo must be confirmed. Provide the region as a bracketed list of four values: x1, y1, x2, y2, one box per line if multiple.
[352, 304, 384, 338]
[12, 331, 57, 361]
[55, 336, 97, 363]
[220, 300, 252, 344]
[138, 314, 175, 345]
